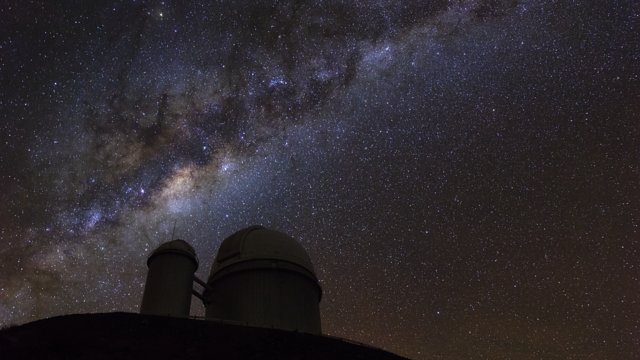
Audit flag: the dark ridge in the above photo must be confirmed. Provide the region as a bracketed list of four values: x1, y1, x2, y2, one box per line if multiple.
[0, 312, 408, 360]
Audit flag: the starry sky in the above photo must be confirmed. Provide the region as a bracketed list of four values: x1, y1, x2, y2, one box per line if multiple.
[1, 1, 638, 358]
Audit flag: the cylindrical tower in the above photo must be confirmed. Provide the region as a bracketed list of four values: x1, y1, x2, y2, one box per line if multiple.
[204, 226, 322, 334]
[140, 240, 198, 317]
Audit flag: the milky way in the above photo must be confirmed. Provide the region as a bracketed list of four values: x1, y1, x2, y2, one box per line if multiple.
[1, 1, 638, 358]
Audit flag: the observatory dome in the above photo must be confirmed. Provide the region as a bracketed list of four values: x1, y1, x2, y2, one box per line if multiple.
[204, 226, 322, 334]
[147, 239, 198, 268]
[210, 225, 315, 278]
[141, 239, 199, 317]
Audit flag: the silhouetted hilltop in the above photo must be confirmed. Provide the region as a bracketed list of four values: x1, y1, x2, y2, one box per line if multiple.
[0, 312, 407, 359]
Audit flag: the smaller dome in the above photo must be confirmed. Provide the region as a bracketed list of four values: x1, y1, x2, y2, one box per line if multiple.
[210, 226, 316, 278]
[148, 239, 198, 269]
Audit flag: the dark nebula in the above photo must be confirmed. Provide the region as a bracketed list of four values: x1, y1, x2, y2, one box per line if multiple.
[1, 1, 638, 358]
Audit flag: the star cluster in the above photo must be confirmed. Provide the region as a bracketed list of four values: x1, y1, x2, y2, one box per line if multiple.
[1, 1, 638, 358]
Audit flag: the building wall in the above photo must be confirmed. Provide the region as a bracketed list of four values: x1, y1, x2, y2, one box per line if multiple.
[141, 253, 197, 317]
[205, 265, 321, 334]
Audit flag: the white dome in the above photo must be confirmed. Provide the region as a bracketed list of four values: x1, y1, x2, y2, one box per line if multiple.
[148, 239, 198, 269]
[209, 226, 316, 278]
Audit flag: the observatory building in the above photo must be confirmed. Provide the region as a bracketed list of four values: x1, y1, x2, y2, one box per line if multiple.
[140, 239, 198, 317]
[140, 225, 322, 334]
[203, 226, 322, 333]
[2, 226, 405, 359]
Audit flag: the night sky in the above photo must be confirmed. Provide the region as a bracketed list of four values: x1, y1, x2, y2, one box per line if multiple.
[1, 1, 638, 358]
